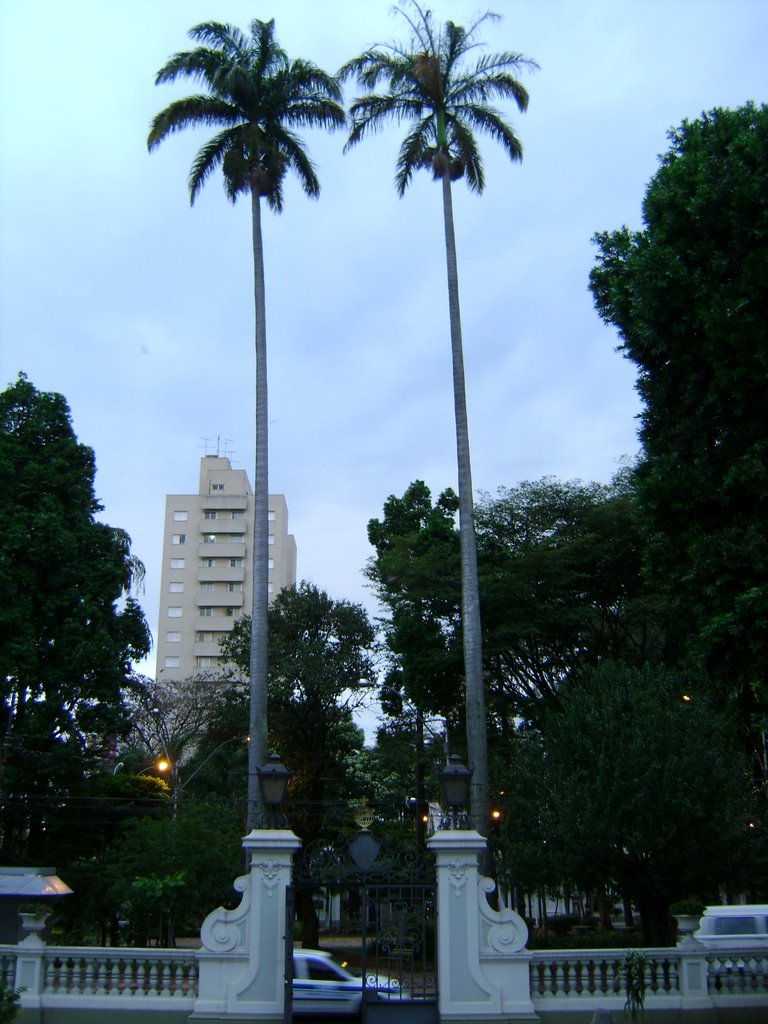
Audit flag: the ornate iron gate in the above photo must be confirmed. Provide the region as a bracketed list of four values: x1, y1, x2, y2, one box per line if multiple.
[287, 830, 437, 1022]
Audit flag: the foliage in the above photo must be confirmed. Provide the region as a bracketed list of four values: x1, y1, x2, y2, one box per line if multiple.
[538, 663, 751, 945]
[340, 0, 537, 197]
[623, 950, 648, 1023]
[148, 18, 345, 209]
[220, 582, 374, 832]
[0, 375, 150, 861]
[669, 899, 705, 916]
[476, 473, 655, 725]
[0, 985, 20, 1024]
[366, 481, 463, 718]
[590, 103, 768, 738]
[109, 801, 244, 944]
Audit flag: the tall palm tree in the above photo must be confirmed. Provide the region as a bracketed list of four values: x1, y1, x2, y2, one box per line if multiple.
[148, 20, 345, 829]
[341, 2, 536, 833]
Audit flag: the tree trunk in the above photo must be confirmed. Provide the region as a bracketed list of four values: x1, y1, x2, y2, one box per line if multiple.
[635, 889, 675, 946]
[440, 170, 489, 835]
[247, 185, 269, 829]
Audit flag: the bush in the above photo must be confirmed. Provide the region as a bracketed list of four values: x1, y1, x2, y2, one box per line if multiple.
[0, 985, 21, 1024]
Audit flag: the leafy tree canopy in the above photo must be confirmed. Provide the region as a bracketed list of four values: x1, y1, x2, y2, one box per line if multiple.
[366, 481, 463, 718]
[590, 103, 768, 719]
[475, 473, 657, 724]
[220, 581, 374, 829]
[0, 375, 150, 860]
[535, 663, 751, 945]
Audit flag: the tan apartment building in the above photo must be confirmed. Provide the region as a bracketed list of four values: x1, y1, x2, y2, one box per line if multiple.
[155, 455, 297, 682]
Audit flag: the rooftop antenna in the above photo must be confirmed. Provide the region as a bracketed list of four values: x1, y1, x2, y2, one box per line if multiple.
[198, 437, 237, 461]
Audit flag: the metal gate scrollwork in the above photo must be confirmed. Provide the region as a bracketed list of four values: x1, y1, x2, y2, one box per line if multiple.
[289, 830, 437, 1021]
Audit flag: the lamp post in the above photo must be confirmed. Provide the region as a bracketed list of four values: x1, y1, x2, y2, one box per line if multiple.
[438, 754, 472, 829]
[256, 753, 292, 828]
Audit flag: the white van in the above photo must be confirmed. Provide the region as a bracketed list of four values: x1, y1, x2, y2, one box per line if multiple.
[693, 905, 768, 945]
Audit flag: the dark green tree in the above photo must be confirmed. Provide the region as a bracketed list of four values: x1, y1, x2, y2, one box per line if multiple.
[539, 664, 751, 945]
[220, 581, 374, 827]
[149, 20, 345, 828]
[475, 473, 656, 726]
[590, 103, 768, 753]
[341, 2, 537, 830]
[0, 375, 149, 860]
[366, 481, 463, 718]
[221, 581, 373, 947]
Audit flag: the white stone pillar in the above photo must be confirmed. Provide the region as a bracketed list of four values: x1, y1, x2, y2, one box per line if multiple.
[192, 827, 300, 1023]
[428, 828, 538, 1022]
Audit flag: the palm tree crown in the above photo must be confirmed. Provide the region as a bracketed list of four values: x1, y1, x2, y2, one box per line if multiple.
[340, 2, 537, 195]
[148, 19, 345, 210]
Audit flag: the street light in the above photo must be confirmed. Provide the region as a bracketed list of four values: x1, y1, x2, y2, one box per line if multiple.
[257, 753, 292, 827]
[438, 755, 472, 829]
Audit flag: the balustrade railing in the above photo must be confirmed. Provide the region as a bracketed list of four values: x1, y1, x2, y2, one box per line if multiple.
[529, 949, 680, 1000]
[1, 944, 198, 1006]
[529, 946, 768, 1004]
[3, 941, 768, 1017]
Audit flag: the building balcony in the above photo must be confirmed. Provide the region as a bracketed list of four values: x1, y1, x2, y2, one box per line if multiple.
[197, 541, 247, 559]
[195, 593, 244, 608]
[197, 567, 245, 584]
[201, 495, 248, 511]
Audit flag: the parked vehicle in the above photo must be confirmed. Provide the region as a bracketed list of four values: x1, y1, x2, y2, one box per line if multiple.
[693, 905, 768, 946]
[292, 949, 407, 1017]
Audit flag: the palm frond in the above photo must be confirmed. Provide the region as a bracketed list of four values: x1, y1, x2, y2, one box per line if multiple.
[188, 128, 241, 204]
[278, 130, 321, 200]
[345, 93, 424, 150]
[147, 95, 242, 151]
[447, 116, 484, 193]
[461, 104, 523, 165]
[154, 47, 227, 89]
[342, 3, 535, 195]
[392, 0, 439, 56]
[189, 21, 249, 59]
[395, 117, 434, 196]
[150, 17, 343, 209]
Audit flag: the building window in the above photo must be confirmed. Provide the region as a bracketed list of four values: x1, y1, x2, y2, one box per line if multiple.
[196, 656, 214, 668]
[225, 607, 235, 616]
[268, 535, 275, 545]
[268, 583, 274, 594]
[203, 534, 217, 544]
[268, 511, 276, 521]
[231, 510, 244, 519]
[200, 582, 215, 592]
[268, 558, 274, 570]
[204, 510, 217, 520]
[229, 558, 243, 568]
[196, 631, 214, 643]
[228, 582, 243, 592]
[173, 510, 189, 521]
[200, 607, 213, 617]
[229, 534, 244, 544]
[167, 607, 182, 618]
[164, 656, 180, 669]
[211, 483, 224, 492]
[170, 558, 185, 569]
[166, 631, 181, 643]
[172, 534, 187, 545]
[169, 582, 184, 593]
[200, 558, 215, 568]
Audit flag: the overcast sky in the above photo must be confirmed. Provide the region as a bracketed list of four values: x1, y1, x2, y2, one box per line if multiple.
[1, 0, 766, 678]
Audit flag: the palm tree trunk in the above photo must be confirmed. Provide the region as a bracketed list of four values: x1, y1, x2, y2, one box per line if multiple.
[440, 170, 489, 835]
[247, 184, 269, 829]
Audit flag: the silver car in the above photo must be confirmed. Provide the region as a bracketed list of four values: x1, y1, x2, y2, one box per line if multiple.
[292, 949, 407, 1017]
